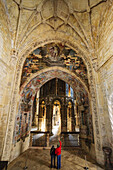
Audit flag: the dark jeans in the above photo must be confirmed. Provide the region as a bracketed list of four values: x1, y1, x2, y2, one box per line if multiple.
[57, 155, 61, 169]
[51, 155, 56, 168]
[0, 161, 8, 170]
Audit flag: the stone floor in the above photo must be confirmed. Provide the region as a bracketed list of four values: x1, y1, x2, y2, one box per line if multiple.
[8, 148, 104, 170]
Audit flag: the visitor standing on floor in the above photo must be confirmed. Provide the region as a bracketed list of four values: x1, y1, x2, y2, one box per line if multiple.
[55, 141, 62, 169]
[50, 145, 56, 168]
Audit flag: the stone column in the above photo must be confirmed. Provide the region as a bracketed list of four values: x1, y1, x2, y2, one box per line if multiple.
[61, 104, 67, 132]
[29, 133, 33, 147]
[72, 106, 75, 131]
[46, 104, 52, 133]
[1, 49, 18, 160]
[93, 72, 109, 164]
[75, 103, 79, 131]
[46, 133, 49, 147]
[35, 97, 39, 127]
[38, 106, 42, 131]
[50, 104, 53, 134]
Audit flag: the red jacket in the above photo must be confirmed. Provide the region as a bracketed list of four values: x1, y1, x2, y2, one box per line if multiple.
[55, 141, 62, 156]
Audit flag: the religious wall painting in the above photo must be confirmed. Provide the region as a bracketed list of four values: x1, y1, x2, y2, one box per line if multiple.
[20, 43, 88, 88]
[20, 54, 47, 86]
[13, 88, 34, 143]
[13, 106, 32, 144]
[21, 111, 31, 141]
[47, 44, 60, 61]
[13, 115, 20, 144]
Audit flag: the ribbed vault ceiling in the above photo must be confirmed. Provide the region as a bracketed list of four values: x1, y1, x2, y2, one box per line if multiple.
[1, 0, 113, 69]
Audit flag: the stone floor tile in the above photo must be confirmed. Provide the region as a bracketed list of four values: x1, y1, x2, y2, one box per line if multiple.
[8, 148, 104, 170]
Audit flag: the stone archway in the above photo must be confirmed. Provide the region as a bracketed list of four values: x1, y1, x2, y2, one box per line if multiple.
[2, 39, 102, 165]
[1, 0, 112, 165]
[11, 67, 92, 155]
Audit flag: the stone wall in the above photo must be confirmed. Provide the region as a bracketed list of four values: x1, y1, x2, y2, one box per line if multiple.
[81, 140, 96, 160]
[0, 1, 12, 159]
[96, 58, 113, 162]
[95, 5, 113, 161]
[0, 0, 113, 166]
[10, 137, 30, 162]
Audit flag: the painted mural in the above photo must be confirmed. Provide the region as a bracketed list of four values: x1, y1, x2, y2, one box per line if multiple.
[13, 43, 93, 144]
[20, 43, 88, 88]
[13, 69, 92, 144]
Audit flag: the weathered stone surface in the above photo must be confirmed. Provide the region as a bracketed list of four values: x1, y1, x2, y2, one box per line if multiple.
[8, 148, 104, 170]
[0, 0, 113, 166]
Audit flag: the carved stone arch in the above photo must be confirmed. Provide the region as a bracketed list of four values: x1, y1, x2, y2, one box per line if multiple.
[20, 66, 89, 97]
[18, 68, 89, 135]
[40, 98, 46, 105]
[51, 98, 62, 121]
[51, 97, 63, 106]
[20, 68, 89, 106]
[17, 35, 92, 91]
[2, 37, 101, 165]
[66, 99, 74, 106]
[51, 97, 62, 133]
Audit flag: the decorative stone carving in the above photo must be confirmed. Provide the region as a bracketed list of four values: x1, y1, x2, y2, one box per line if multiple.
[10, 49, 18, 67]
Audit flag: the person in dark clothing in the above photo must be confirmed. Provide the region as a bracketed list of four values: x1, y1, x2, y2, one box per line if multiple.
[50, 145, 56, 168]
[55, 141, 62, 169]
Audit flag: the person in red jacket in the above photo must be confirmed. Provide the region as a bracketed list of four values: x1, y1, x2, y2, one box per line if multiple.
[55, 141, 62, 169]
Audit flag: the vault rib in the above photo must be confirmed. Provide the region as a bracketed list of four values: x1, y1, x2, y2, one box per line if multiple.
[14, 0, 22, 48]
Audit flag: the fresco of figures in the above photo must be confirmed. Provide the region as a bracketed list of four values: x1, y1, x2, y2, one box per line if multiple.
[20, 43, 88, 88]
